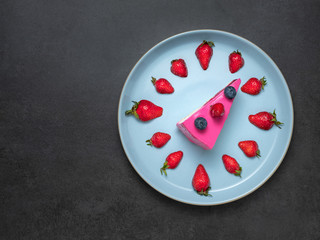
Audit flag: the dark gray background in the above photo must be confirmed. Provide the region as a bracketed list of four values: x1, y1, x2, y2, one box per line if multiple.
[1, 0, 319, 239]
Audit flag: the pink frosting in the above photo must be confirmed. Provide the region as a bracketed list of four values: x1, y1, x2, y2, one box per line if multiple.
[177, 79, 241, 150]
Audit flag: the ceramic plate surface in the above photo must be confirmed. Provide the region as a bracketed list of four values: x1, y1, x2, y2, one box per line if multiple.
[118, 30, 293, 205]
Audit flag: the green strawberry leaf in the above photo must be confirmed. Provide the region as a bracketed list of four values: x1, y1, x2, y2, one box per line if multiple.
[160, 161, 169, 176]
[197, 187, 212, 197]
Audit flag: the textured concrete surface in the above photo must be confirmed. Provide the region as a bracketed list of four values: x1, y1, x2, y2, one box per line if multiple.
[1, 0, 320, 239]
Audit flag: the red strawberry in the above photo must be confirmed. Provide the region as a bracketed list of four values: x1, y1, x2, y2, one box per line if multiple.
[151, 77, 174, 94]
[241, 77, 267, 95]
[229, 50, 244, 73]
[146, 132, 171, 148]
[195, 40, 215, 70]
[249, 110, 283, 130]
[222, 154, 242, 177]
[170, 59, 188, 77]
[160, 151, 183, 176]
[210, 103, 225, 118]
[238, 140, 261, 158]
[125, 100, 163, 121]
[192, 164, 211, 196]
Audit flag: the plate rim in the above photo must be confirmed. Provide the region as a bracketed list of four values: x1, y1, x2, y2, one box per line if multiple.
[117, 29, 294, 206]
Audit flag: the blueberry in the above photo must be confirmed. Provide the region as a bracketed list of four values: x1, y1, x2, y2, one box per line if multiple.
[224, 86, 237, 99]
[194, 117, 207, 130]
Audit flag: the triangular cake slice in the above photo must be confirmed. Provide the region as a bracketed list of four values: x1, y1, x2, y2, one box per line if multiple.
[177, 79, 241, 150]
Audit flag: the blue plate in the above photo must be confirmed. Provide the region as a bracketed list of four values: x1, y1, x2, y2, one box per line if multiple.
[118, 30, 294, 205]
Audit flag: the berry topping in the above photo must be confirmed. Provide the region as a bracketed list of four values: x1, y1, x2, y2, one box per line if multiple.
[210, 103, 225, 117]
[224, 86, 237, 99]
[194, 117, 207, 130]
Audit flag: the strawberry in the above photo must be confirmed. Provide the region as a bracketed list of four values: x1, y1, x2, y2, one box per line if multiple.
[170, 59, 188, 77]
[160, 151, 183, 176]
[229, 50, 244, 73]
[192, 164, 211, 196]
[210, 103, 225, 118]
[195, 40, 215, 70]
[151, 77, 174, 94]
[222, 154, 242, 177]
[249, 110, 283, 130]
[241, 77, 267, 95]
[238, 140, 261, 158]
[146, 132, 171, 148]
[125, 100, 163, 121]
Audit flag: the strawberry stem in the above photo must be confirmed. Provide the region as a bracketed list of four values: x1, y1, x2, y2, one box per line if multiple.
[146, 139, 153, 146]
[197, 187, 212, 197]
[260, 77, 267, 90]
[256, 149, 261, 158]
[160, 161, 169, 176]
[234, 167, 242, 178]
[200, 40, 215, 48]
[151, 77, 157, 85]
[271, 110, 284, 129]
[233, 50, 242, 55]
[207, 41, 215, 47]
[125, 101, 139, 120]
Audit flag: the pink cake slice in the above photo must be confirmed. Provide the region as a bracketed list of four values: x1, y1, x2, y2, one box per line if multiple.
[177, 79, 241, 150]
